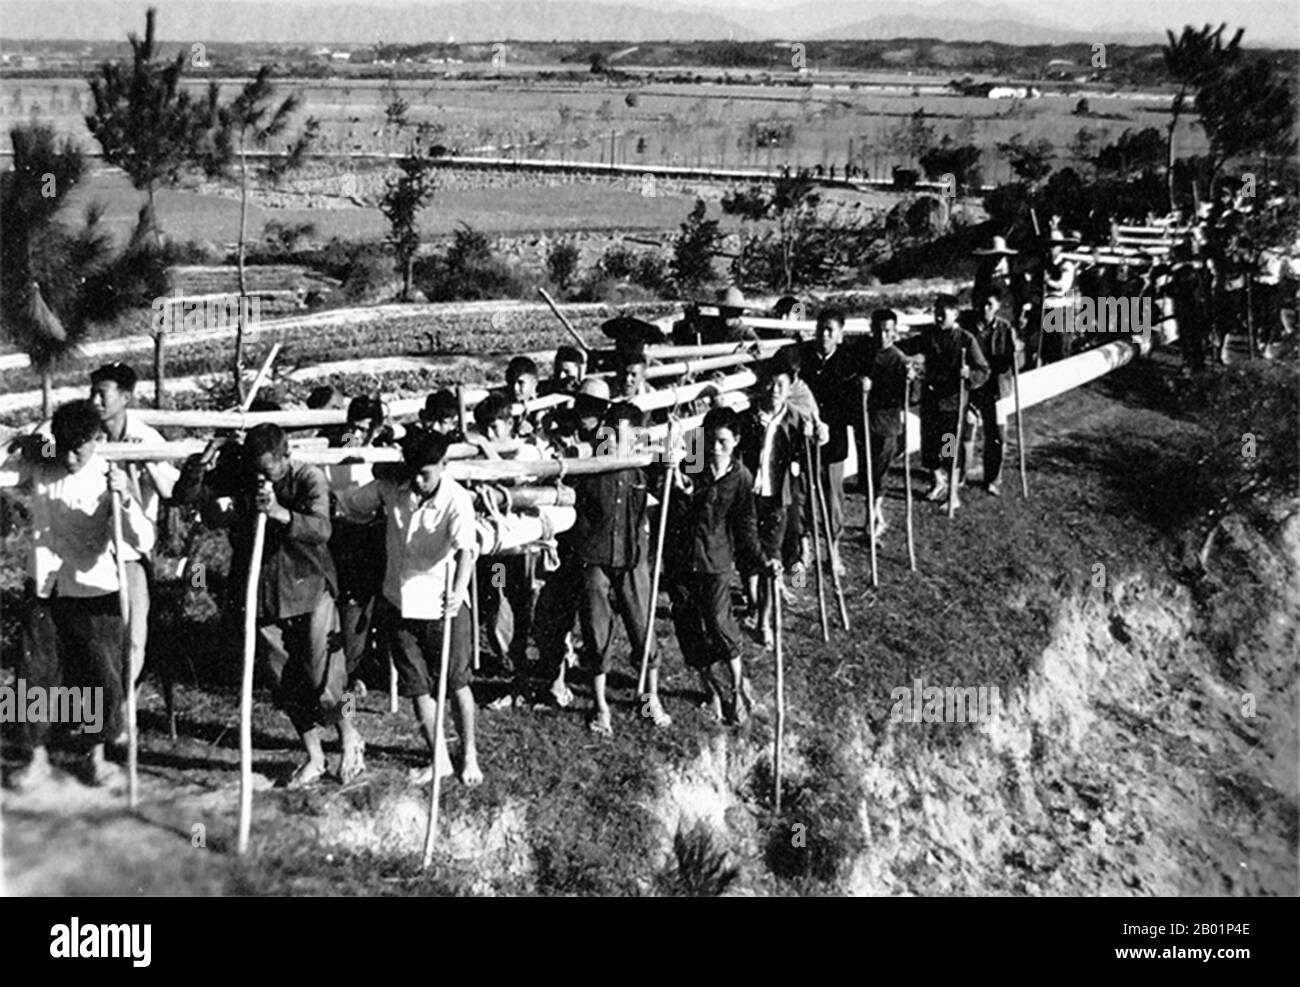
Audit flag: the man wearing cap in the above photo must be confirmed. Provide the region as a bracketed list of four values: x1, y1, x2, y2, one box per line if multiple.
[700, 286, 759, 345]
[972, 236, 1018, 308]
[86, 363, 178, 734]
[917, 295, 990, 510]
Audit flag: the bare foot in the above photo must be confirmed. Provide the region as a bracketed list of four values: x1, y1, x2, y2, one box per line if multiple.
[285, 759, 328, 790]
[339, 734, 366, 784]
[460, 755, 484, 788]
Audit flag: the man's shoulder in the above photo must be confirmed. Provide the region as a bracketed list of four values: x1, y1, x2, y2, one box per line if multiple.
[124, 414, 165, 444]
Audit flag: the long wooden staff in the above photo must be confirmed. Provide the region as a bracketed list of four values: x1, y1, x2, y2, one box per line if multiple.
[422, 565, 458, 869]
[948, 351, 967, 519]
[238, 499, 268, 856]
[772, 568, 785, 814]
[801, 434, 829, 643]
[109, 479, 138, 809]
[537, 287, 592, 354]
[637, 421, 677, 696]
[859, 378, 878, 588]
[813, 432, 849, 629]
[1012, 347, 1029, 499]
[456, 386, 481, 675]
[901, 394, 917, 572]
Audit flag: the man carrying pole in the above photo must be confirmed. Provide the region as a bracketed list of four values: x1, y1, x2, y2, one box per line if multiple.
[860, 310, 917, 543]
[5, 401, 144, 793]
[916, 295, 989, 514]
[175, 424, 364, 789]
[963, 287, 1021, 498]
[334, 429, 481, 787]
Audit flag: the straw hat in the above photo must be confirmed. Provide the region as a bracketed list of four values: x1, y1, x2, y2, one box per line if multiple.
[574, 376, 612, 413]
[716, 285, 748, 313]
[973, 235, 1018, 256]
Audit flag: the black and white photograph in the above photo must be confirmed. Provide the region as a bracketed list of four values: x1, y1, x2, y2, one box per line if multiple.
[0, 0, 1295, 919]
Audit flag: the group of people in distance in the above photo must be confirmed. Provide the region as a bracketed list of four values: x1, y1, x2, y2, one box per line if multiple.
[4, 283, 1028, 795]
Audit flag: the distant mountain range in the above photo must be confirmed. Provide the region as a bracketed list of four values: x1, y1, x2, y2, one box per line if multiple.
[0, 0, 1291, 46]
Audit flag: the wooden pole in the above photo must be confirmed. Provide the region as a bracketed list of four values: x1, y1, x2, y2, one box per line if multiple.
[536, 287, 591, 354]
[859, 378, 878, 588]
[948, 351, 967, 519]
[772, 569, 785, 814]
[238, 507, 268, 856]
[241, 342, 281, 412]
[637, 436, 674, 697]
[470, 567, 481, 674]
[901, 400, 917, 572]
[422, 566, 457, 870]
[1012, 348, 1029, 499]
[814, 433, 849, 629]
[802, 434, 829, 643]
[109, 483, 138, 809]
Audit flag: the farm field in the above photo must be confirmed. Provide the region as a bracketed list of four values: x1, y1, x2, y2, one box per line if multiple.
[0, 73, 1205, 184]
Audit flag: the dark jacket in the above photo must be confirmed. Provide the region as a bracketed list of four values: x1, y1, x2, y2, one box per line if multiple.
[962, 313, 1019, 402]
[866, 343, 915, 437]
[799, 339, 863, 464]
[738, 402, 812, 505]
[562, 465, 650, 569]
[915, 326, 991, 410]
[175, 456, 337, 621]
[665, 460, 763, 576]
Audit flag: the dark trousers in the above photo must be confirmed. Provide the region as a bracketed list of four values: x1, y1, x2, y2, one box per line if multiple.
[385, 602, 474, 697]
[756, 494, 803, 570]
[921, 398, 972, 477]
[668, 571, 744, 670]
[534, 564, 579, 681]
[975, 390, 1005, 486]
[257, 592, 346, 735]
[478, 551, 536, 671]
[866, 428, 901, 499]
[20, 591, 124, 749]
[338, 593, 377, 680]
[544, 561, 653, 677]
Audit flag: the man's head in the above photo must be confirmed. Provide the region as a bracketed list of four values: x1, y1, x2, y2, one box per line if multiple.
[702, 406, 741, 465]
[243, 424, 291, 484]
[51, 399, 103, 474]
[474, 392, 514, 442]
[344, 395, 384, 445]
[718, 285, 746, 329]
[815, 308, 845, 356]
[552, 345, 585, 393]
[978, 287, 1003, 323]
[506, 356, 539, 404]
[307, 385, 345, 411]
[401, 428, 452, 498]
[421, 390, 460, 435]
[574, 377, 611, 432]
[871, 308, 899, 349]
[759, 352, 795, 410]
[933, 294, 960, 329]
[89, 362, 138, 426]
[615, 346, 647, 399]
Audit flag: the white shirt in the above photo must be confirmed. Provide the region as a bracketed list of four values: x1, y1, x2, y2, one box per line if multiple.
[22, 453, 148, 598]
[752, 404, 787, 498]
[335, 473, 476, 620]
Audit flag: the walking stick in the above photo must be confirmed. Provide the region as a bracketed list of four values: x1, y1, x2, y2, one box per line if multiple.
[772, 568, 785, 813]
[1011, 348, 1029, 499]
[457, 385, 481, 674]
[109, 480, 138, 809]
[859, 378, 878, 588]
[802, 434, 829, 643]
[238, 502, 268, 856]
[537, 287, 592, 354]
[813, 432, 849, 629]
[422, 566, 458, 870]
[948, 352, 967, 519]
[637, 422, 677, 696]
[901, 397, 917, 572]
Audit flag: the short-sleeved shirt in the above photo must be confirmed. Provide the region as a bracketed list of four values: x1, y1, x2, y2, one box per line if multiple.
[335, 474, 476, 620]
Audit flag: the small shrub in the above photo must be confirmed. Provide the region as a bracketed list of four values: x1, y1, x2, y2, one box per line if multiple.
[545, 239, 581, 293]
[657, 822, 739, 897]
